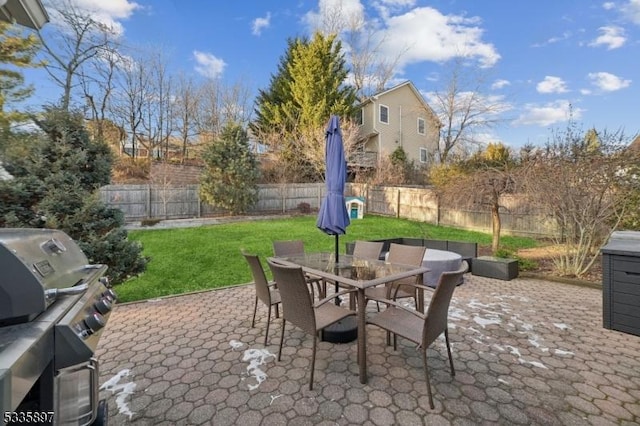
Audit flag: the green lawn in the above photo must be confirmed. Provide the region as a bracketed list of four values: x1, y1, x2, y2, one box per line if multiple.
[116, 214, 538, 303]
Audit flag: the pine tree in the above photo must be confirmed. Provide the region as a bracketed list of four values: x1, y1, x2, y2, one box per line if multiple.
[0, 21, 41, 134]
[251, 32, 356, 182]
[200, 123, 259, 215]
[0, 107, 148, 284]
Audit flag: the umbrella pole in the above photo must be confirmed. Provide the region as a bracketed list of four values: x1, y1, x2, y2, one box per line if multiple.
[334, 234, 340, 306]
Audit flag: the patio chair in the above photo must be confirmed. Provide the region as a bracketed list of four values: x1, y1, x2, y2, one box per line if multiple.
[365, 243, 426, 311]
[352, 240, 384, 260]
[340, 240, 384, 309]
[366, 261, 468, 409]
[242, 252, 281, 346]
[272, 240, 326, 299]
[266, 258, 356, 390]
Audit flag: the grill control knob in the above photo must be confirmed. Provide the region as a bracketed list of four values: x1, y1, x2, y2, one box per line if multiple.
[102, 288, 117, 302]
[84, 312, 106, 333]
[94, 298, 112, 315]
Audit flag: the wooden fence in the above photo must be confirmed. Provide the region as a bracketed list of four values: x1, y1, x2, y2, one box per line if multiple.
[99, 183, 558, 238]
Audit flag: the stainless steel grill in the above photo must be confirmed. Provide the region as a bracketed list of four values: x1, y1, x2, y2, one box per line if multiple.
[0, 228, 116, 426]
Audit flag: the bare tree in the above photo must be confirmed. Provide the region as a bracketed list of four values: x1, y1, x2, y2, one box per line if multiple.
[173, 73, 201, 162]
[521, 122, 639, 277]
[429, 59, 508, 163]
[79, 47, 121, 141]
[109, 54, 149, 159]
[141, 50, 173, 159]
[434, 143, 517, 253]
[37, 0, 118, 111]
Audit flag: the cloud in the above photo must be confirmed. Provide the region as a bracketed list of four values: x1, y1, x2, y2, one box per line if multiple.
[532, 31, 572, 47]
[491, 79, 510, 90]
[303, 0, 365, 32]
[515, 100, 582, 127]
[536, 76, 569, 94]
[589, 26, 626, 49]
[602, 2, 616, 10]
[381, 7, 500, 69]
[621, 0, 640, 24]
[252, 12, 271, 36]
[586, 72, 631, 91]
[56, 0, 142, 36]
[193, 51, 226, 79]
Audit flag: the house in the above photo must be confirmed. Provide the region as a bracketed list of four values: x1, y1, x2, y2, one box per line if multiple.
[354, 81, 441, 167]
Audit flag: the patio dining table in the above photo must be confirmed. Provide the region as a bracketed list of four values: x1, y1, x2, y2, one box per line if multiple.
[271, 252, 428, 384]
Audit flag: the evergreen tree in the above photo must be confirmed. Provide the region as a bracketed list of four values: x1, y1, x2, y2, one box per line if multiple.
[200, 123, 259, 215]
[0, 22, 41, 136]
[0, 107, 148, 284]
[251, 32, 356, 182]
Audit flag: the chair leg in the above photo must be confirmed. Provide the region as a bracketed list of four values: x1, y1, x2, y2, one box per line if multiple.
[278, 320, 286, 362]
[422, 350, 435, 409]
[264, 305, 272, 346]
[275, 303, 280, 319]
[251, 296, 258, 328]
[444, 328, 455, 376]
[309, 335, 317, 390]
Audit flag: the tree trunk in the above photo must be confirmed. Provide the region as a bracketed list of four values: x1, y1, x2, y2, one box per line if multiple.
[491, 202, 501, 253]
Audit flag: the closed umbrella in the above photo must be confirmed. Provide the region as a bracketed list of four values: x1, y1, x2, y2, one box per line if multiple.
[317, 115, 351, 262]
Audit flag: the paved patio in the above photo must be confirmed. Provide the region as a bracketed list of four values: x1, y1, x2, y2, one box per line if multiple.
[96, 274, 640, 425]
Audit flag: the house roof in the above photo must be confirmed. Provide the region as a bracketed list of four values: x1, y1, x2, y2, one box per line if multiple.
[629, 135, 640, 152]
[359, 80, 441, 126]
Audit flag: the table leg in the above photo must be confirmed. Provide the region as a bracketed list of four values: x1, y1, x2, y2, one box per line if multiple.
[417, 287, 424, 313]
[357, 288, 367, 384]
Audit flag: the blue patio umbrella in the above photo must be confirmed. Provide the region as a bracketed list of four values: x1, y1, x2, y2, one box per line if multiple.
[317, 115, 351, 263]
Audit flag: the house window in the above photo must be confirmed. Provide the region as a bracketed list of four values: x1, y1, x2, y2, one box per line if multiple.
[417, 117, 425, 135]
[420, 148, 428, 163]
[379, 104, 389, 124]
[355, 108, 363, 126]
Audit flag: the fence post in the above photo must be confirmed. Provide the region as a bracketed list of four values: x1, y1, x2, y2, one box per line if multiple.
[146, 185, 152, 219]
[396, 189, 401, 218]
[281, 184, 286, 213]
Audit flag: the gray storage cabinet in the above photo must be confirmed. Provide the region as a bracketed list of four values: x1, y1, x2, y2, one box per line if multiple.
[601, 231, 640, 337]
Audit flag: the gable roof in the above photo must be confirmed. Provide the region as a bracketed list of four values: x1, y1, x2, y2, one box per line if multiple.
[359, 80, 441, 126]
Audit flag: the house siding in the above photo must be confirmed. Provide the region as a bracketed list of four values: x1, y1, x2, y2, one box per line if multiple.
[357, 82, 439, 165]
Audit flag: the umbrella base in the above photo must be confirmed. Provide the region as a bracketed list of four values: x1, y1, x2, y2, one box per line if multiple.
[321, 316, 358, 343]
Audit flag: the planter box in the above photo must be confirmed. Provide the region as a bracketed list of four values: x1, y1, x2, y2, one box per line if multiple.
[472, 256, 518, 280]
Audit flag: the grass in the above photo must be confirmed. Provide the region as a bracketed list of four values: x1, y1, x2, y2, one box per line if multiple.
[115, 214, 539, 303]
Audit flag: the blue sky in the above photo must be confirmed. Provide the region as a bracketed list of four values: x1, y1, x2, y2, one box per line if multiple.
[30, 0, 640, 149]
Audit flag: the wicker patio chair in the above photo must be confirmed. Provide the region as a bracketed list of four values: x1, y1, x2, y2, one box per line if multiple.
[366, 261, 468, 409]
[352, 240, 384, 260]
[266, 258, 356, 390]
[242, 252, 281, 346]
[365, 243, 426, 311]
[272, 240, 326, 299]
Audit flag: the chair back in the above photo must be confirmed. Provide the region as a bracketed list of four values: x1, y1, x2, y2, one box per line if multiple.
[353, 240, 384, 260]
[243, 252, 272, 305]
[267, 259, 316, 335]
[273, 240, 305, 257]
[387, 243, 426, 286]
[423, 261, 468, 347]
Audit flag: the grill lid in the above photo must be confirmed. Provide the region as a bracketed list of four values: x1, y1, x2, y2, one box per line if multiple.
[0, 228, 100, 323]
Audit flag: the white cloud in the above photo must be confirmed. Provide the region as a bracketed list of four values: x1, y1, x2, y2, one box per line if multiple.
[536, 76, 569, 94]
[586, 72, 631, 91]
[622, 0, 640, 24]
[603, 2, 616, 10]
[193, 51, 226, 79]
[491, 79, 510, 90]
[252, 12, 271, 36]
[515, 100, 582, 127]
[55, 0, 142, 36]
[303, 0, 365, 32]
[589, 26, 626, 49]
[381, 7, 500, 69]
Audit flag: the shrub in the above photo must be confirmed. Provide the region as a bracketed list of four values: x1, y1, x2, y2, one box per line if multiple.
[297, 202, 311, 214]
